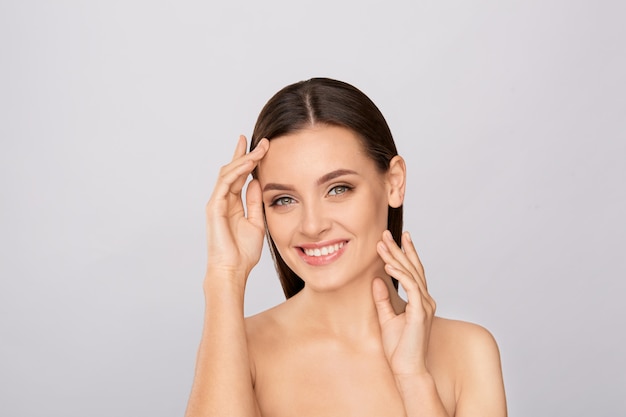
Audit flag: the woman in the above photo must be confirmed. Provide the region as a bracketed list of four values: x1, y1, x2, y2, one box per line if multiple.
[186, 78, 507, 417]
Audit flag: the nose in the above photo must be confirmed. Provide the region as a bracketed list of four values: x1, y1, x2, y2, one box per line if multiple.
[299, 201, 331, 238]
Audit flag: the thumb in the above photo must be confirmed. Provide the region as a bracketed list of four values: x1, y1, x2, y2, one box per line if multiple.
[372, 277, 397, 325]
[246, 179, 264, 229]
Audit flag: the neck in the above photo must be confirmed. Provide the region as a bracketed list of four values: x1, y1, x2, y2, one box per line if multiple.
[291, 273, 406, 340]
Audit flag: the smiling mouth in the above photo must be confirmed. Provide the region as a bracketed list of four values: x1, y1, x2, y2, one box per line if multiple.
[300, 241, 346, 257]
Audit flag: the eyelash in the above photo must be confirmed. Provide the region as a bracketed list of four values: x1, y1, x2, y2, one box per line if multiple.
[269, 185, 353, 207]
[271, 196, 296, 207]
[328, 184, 353, 196]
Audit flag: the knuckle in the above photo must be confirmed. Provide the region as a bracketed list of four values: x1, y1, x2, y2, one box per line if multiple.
[205, 196, 217, 208]
[205, 199, 220, 214]
[404, 279, 418, 292]
[218, 163, 230, 174]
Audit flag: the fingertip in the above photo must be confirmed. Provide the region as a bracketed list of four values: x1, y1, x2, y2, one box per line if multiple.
[261, 138, 270, 152]
[247, 189, 262, 209]
[371, 277, 389, 299]
[247, 177, 260, 189]
[232, 135, 248, 158]
[376, 240, 388, 253]
[372, 278, 396, 323]
[252, 138, 270, 155]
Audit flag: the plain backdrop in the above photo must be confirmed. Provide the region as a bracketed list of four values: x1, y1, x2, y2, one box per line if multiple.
[1, 1, 624, 416]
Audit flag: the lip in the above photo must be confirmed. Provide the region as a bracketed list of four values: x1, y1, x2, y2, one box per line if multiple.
[296, 239, 349, 266]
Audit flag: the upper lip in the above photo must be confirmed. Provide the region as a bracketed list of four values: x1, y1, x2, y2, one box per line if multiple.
[297, 239, 349, 250]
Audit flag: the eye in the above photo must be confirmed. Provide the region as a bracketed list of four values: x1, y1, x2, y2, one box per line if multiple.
[328, 185, 352, 196]
[271, 196, 296, 206]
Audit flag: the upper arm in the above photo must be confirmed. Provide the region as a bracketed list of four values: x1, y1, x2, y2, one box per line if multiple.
[454, 324, 507, 417]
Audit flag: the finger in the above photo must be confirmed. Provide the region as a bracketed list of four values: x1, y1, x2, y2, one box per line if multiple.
[225, 138, 268, 173]
[385, 264, 435, 318]
[211, 139, 269, 201]
[378, 240, 433, 308]
[221, 138, 268, 180]
[401, 232, 427, 289]
[246, 179, 264, 230]
[372, 277, 397, 325]
[226, 139, 269, 196]
[231, 135, 247, 160]
[378, 232, 421, 283]
[383, 261, 420, 301]
[209, 160, 255, 208]
[382, 231, 430, 296]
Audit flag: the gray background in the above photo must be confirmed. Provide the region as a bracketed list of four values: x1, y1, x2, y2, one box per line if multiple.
[1, 1, 624, 416]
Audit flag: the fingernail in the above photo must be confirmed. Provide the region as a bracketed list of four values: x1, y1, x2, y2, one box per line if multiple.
[405, 231, 412, 241]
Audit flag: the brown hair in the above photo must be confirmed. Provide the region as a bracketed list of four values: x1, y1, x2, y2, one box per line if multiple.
[250, 78, 402, 298]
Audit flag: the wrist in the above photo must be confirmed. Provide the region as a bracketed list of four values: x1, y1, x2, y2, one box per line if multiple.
[203, 267, 248, 299]
[393, 372, 450, 417]
[394, 371, 436, 396]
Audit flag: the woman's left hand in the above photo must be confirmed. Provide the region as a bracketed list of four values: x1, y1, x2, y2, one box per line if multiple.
[372, 230, 436, 378]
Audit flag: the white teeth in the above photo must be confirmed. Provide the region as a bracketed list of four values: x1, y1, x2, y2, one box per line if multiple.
[303, 242, 344, 257]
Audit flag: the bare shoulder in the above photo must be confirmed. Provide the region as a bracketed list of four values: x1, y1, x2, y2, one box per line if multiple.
[244, 301, 297, 386]
[244, 302, 287, 341]
[431, 316, 503, 376]
[431, 317, 501, 356]
[244, 299, 299, 352]
[431, 317, 507, 416]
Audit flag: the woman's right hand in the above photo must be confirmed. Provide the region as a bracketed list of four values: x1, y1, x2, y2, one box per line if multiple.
[204, 135, 269, 286]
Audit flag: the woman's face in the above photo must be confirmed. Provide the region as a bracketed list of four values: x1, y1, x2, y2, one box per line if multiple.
[256, 125, 402, 292]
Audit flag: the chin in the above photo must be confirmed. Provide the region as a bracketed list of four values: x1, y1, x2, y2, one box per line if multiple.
[299, 267, 378, 295]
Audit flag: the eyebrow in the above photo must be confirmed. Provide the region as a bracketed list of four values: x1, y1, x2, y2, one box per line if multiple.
[315, 169, 358, 186]
[262, 169, 358, 192]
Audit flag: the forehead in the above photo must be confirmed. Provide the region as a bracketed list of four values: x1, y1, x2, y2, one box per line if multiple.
[256, 125, 378, 182]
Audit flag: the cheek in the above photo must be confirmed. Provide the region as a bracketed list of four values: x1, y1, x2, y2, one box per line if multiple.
[265, 213, 281, 240]
[350, 190, 389, 228]
[265, 210, 294, 247]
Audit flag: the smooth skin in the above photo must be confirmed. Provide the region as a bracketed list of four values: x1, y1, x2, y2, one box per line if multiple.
[186, 126, 507, 417]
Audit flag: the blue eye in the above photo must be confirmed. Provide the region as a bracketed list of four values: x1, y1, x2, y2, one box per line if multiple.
[328, 185, 351, 196]
[272, 196, 295, 206]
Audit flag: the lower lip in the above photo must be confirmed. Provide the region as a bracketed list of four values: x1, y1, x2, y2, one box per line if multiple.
[296, 242, 348, 266]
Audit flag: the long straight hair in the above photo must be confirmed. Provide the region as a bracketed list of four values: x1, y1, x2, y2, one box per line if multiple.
[250, 78, 402, 298]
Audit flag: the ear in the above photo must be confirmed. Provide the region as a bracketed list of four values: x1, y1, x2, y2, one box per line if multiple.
[386, 155, 406, 208]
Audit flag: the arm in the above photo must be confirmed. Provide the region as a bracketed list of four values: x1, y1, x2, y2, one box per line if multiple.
[185, 136, 269, 417]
